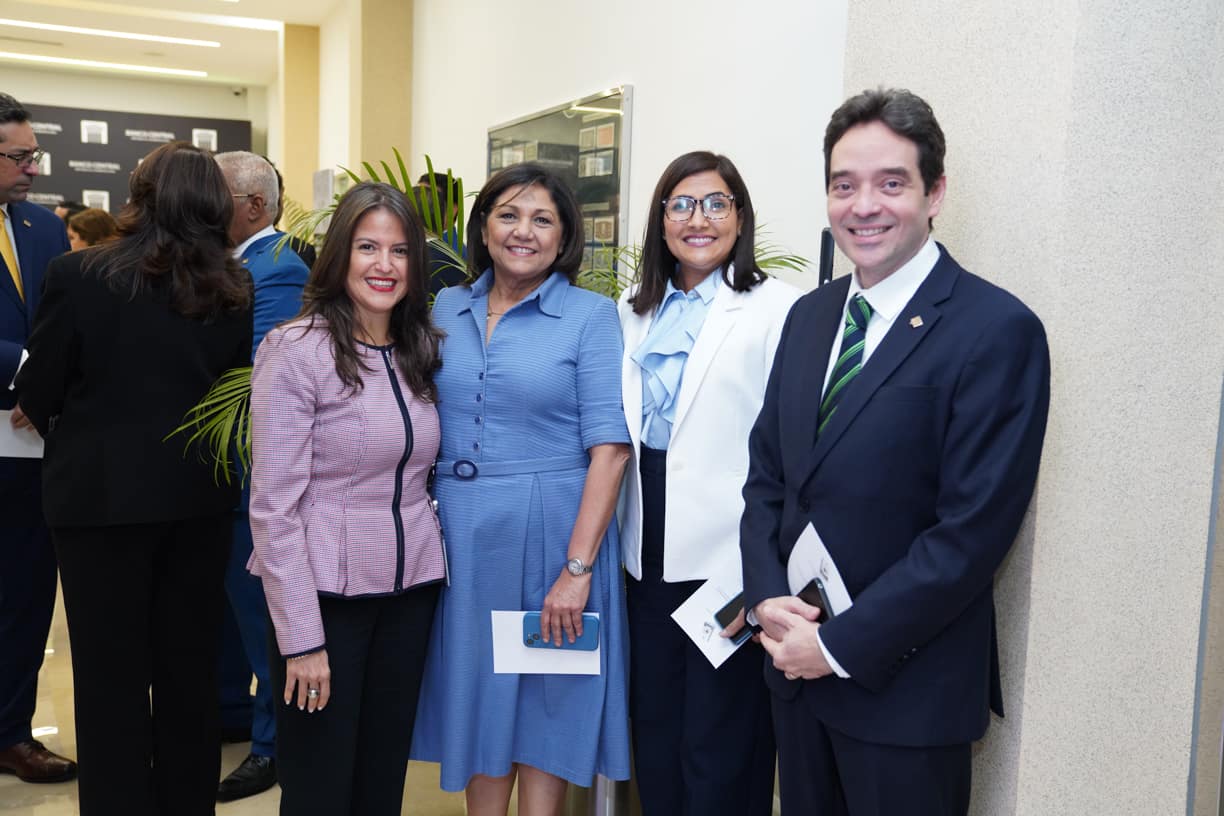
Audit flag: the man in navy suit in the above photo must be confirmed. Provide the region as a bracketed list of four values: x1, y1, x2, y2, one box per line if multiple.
[213, 150, 308, 802]
[0, 92, 77, 783]
[740, 88, 1050, 815]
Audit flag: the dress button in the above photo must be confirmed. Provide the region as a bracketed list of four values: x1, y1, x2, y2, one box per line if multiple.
[478, 372, 484, 380]
[476, 394, 482, 402]
[475, 416, 482, 424]
[472, 442, 480, 451]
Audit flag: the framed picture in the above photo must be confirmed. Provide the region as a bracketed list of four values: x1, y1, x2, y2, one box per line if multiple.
[593, 247, 614, 269]
[82, 189, 111, 211]
[579, 126, 597, 151]
[523, 141, 538, 161]
[490, 148, 503, 169]
[80, 120, 108, 145]
[191, 128, 218, 152]
[583, 217, 595, 240]
[593, 215, 615, 243]
[594, 150, 615, 176]
[36, 152, 51, 176]
[582, 246, 594, 270]
[595, 122, 615, 149]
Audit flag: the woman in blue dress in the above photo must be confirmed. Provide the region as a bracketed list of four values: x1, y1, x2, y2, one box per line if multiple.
[412, 162, 631, 815]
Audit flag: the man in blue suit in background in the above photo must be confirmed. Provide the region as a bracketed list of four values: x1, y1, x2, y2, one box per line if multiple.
[0, 92, 77, 783]
[213, 150, 309, 802]
[740, 88, 1051, 815]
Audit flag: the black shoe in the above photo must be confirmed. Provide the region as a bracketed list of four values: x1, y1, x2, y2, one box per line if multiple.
[216, 753, 277, 802]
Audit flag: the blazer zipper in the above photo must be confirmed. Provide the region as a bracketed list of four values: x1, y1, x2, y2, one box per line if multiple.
[380, 348, 413, 592]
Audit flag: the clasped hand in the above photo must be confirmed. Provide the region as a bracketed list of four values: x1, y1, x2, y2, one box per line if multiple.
[755, 596, 833, 681]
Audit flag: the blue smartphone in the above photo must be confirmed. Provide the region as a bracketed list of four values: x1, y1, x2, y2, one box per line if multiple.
[522, 612, 600, 651]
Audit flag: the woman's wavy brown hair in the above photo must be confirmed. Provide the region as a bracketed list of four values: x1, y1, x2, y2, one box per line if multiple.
[85, 141, 250, 318]
[296, 182, 443, 401]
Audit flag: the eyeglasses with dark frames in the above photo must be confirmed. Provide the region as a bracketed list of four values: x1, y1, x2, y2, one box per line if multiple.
[661, 192, 736, 222]
[0, 148, 46, 169]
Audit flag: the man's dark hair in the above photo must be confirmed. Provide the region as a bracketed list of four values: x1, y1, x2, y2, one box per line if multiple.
[823, 88, 946, 194]
[0, 93, 31, 129]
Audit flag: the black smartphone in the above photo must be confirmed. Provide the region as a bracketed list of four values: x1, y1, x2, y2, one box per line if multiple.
[714, 594, 756, 646]
[797, 578, 832, 624]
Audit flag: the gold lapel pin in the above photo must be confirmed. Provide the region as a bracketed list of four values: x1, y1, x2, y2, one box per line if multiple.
[22, 219, 32, 227]
[909, 316, 923, 328]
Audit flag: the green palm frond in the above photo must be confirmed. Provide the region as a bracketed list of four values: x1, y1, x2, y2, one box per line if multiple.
[164, 365, 253, 486]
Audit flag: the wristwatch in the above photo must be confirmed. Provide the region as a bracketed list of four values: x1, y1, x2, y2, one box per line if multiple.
[566, 557, 593, 576]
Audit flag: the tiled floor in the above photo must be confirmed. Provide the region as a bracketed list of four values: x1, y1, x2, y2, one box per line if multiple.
[0, 588, 474, 815]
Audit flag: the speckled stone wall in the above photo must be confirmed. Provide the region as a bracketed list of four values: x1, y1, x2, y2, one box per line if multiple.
[840, 1, 1224, 813]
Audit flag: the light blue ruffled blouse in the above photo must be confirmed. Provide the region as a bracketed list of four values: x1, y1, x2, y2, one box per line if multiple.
[630, 269, 721, 450]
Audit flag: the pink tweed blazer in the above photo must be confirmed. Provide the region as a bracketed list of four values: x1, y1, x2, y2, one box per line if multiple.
[248, 319, 446, 657]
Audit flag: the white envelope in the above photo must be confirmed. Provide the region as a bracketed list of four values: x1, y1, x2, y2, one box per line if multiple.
[491, 610, 600, 675]
[0, 411, 43, 459]
[786, 523, 853, 616]
[670, 551, 748, 669]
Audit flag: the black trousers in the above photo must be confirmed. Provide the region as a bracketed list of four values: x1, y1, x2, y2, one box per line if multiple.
[627, 447, 776, 816]
[773, 686, 971, 816]
[0, 459, 56, 751]
[54, 513, 232, 816]
[271, 584, 439, 816]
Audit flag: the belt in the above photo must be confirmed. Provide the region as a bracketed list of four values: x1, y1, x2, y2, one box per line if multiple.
[436, 454, 590, 480]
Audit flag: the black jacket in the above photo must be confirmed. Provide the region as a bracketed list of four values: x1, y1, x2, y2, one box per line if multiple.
[15, 250, 253, 527]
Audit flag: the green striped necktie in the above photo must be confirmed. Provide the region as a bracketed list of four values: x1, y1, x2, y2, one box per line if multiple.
[818, 293, 874, 435]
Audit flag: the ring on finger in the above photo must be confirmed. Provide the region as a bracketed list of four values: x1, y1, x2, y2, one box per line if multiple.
[307, 687, 320, 699]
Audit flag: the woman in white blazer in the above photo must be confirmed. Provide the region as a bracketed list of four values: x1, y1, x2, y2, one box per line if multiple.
[617, 152, 801, 816]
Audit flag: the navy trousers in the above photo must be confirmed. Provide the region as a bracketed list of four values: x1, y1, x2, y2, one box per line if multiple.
[219, 512, 276, 757]
[0, 458, 56, 751]
[626, 447, 776, 816]
[773, 684, 971, 816]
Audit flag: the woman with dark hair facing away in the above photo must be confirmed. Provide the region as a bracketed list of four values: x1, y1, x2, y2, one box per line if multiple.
[15, 141, 253, 815]
[411, 162, 632, 815]
[66, 207, 117, 250]
[247, 181, 447, 815]
[617, 151, 801, 816]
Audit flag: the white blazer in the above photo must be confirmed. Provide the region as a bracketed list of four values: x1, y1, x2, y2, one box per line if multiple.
[617, 274, 802, 581]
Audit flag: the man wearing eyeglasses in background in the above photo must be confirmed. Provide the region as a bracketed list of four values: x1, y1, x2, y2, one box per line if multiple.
[0, 91, 77, 784]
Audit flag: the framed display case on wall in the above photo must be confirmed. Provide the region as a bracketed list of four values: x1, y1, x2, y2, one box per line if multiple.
[487, 86, 633, 287]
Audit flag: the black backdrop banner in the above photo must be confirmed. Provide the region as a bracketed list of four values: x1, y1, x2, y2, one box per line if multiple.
[23, 103, 251, 215]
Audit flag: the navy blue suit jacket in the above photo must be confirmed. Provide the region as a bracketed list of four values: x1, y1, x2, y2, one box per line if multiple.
[236, 232, 307, 508]
[244, 232, 308, 359]
[0, 201, 68, 411]
[740, 245, 1050, 748]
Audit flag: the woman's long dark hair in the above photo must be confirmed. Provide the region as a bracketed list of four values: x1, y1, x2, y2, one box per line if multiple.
[85, 141, 250, 317]
[298, 182, 443, 401]
[631, 151, 765, 315]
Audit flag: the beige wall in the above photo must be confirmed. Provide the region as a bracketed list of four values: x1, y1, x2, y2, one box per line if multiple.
[279, 24, 321, 209]
[843, 1, 1224, 813]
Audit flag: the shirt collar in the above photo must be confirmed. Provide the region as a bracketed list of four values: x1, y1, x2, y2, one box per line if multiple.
[467, 268, 568, 318]
[849, 238, 939, 321]
[233, 224, 278, 259]
[664, 266, 721, 307]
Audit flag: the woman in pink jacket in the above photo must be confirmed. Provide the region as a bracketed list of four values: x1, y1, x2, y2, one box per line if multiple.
[248, 182, 446, 815]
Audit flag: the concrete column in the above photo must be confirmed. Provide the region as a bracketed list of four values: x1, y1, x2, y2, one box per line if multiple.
[279, 23, 320, 209]
[349, 0, 413, 175]
[840, 1, 1224, 813]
